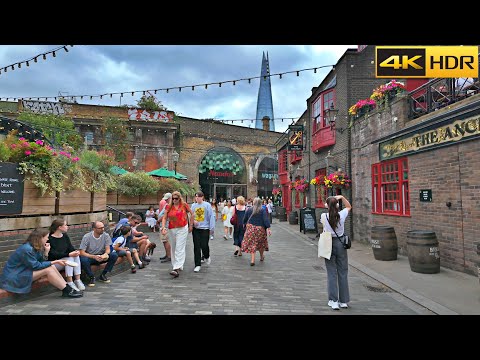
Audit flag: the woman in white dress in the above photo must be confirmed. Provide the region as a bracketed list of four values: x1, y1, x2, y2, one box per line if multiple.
[145, 206, 157, 232]
[222, 200, 235, 240]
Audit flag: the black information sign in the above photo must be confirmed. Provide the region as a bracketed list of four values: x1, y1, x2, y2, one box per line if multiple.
[0, 162, 24, 215]
[419, 189, 432, 202]
[299, 207, 318, 234]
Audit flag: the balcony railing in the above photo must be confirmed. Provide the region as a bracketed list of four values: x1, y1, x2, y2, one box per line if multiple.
[408, 75, 480, 119]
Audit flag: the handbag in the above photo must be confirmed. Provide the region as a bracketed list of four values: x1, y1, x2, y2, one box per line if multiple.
[318, 215, 332, 259]
[327, 215, 351, 249]
[230, 207, 237, 226]
[222, 214, 227, 221]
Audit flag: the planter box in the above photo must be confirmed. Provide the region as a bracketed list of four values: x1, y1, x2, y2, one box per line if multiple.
[59, 187, 91, 213]
[140, 193, 158, 205]
[107, 191, 118, 205]
[20, 180, 56, 216]
[92, 192, 107, 212]
[117, 194, 140, 205]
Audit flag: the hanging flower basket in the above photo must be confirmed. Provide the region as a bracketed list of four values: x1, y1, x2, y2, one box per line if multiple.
[323, 171, 352, 189]
[290, 178, 309, 193]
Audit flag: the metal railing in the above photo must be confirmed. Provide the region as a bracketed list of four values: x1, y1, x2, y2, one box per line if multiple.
[407, 53, 480, 119]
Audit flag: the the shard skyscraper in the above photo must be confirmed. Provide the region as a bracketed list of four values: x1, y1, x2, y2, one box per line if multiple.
[255, 52, 275, 131]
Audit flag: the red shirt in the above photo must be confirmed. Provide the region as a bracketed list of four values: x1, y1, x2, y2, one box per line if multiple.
[165, 203, 191, 229]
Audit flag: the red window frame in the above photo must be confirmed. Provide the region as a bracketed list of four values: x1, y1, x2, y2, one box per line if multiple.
[372, 157, 410, 216]
[279, 149, 287, 173]
[312, 89, 335, 133]
[314, 168, 327, 207]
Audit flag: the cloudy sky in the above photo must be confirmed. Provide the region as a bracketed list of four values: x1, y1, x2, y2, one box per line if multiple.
[0, 45, 356, 133]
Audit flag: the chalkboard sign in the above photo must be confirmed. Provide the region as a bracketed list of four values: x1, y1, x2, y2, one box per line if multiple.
[0, 162, 24, 215]
[299, 207, 318, 234]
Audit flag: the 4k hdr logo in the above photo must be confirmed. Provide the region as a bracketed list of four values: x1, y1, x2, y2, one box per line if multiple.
[376, 46, 478, 78]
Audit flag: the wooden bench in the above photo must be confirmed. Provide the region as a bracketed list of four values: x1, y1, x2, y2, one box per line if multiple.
[0, 256, 129, 307]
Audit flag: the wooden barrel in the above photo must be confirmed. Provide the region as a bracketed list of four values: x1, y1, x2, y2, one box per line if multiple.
[288, 210, 298, 225]
[277, 207, 287, 222]
[406, 230, 440, 274]
[371, 226, 398, 261]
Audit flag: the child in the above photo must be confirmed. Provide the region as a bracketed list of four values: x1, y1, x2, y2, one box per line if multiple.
[112, 226, 144, 272]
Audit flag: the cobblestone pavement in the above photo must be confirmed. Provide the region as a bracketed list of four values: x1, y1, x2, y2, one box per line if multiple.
[0, 219, 434, 315]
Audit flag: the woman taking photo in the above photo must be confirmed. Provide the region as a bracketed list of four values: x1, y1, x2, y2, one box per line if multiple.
[321, 195, 352, 310]
[0, 228, 83, 298]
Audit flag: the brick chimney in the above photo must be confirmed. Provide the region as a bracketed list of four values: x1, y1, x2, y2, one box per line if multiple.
[262, 116, 270, 131]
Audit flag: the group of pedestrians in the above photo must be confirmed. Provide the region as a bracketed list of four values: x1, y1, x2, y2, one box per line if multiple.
[0, 190, 353, 310]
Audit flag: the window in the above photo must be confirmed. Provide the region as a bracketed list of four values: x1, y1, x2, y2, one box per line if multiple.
[312, 89, 335, 133]
[314, 168, 327, 207]
[372, 157, 410, 216]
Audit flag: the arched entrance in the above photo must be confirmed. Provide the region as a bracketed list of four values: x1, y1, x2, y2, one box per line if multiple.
[199, 147, 247, 202]
[257, 156, 277, 200]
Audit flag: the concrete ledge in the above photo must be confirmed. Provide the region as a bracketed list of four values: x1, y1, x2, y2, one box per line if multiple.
[0, 256, 128, 307]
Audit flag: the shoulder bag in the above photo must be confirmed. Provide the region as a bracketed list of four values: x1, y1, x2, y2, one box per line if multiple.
[326, 215, 351, 249]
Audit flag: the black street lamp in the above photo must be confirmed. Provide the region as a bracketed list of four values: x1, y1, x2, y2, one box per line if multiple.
[172, 150, 179, 175]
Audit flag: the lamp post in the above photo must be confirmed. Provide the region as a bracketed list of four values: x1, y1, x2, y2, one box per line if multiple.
[172, 150, 179, 175]
[324, 105, 340, 132]
[131, 158, 138, 171]
[325, 150, 334, 196]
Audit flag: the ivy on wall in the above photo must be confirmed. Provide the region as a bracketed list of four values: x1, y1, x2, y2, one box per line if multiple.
[17, 112, 83, 150]
[101, 117, 128, 162]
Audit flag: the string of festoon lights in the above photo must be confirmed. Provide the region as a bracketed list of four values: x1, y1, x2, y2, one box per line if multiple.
[0, 63, 335, 102]
[0, 45, 73, 76]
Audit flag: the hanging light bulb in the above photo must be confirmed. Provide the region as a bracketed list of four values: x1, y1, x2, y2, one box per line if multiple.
[63, 46, 69, 52]
[205, 84, 208, 89]
[52, 51, 56, 57]
[26, 61, 29, 67]
[296, 71, 300, 76]
[34, 57, 38, 63]
[42, 54, 46, 60]
[18, 63, 21, 69]
[192, 86, 194, 91]
[233, 81, 236, 86]
[279, 74, 282, 79]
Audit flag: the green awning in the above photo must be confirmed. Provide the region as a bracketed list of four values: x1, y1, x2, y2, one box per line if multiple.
[147, 167, 187, 180]
[110, 166, 129, 175]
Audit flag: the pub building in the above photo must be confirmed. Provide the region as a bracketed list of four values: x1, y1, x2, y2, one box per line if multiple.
[350, 85, 480, 276]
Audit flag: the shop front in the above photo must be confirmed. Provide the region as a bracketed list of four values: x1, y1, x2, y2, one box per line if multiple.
[198, 147, 247, 202]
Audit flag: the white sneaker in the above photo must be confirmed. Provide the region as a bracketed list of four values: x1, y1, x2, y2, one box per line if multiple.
[74, 279, 86, 291]
[210, 235, 214, 240]
[194, 266, 201, 272]
[67, 281, 79, 292]
[328, 300, 340, 310]
[205, 256, 211, 265]
[339, 302, 349, 308]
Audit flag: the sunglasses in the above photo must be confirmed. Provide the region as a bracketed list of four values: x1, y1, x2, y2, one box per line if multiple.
[172, 197, 179, 200]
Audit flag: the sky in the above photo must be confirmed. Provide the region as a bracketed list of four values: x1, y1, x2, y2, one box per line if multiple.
[0, 45, 356, 133]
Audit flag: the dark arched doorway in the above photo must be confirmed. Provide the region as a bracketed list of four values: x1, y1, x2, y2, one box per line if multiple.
[257, 156, 277, 200]
[199, 147, 247, 202]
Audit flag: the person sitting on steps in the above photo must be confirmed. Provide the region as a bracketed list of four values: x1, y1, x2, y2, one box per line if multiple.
[0, 228, 83, 298]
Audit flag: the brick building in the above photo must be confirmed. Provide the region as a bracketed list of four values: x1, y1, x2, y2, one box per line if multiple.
[0, 100, 281, 203]
[278, 46, 387, 231]
[351, 92, 480, 275]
